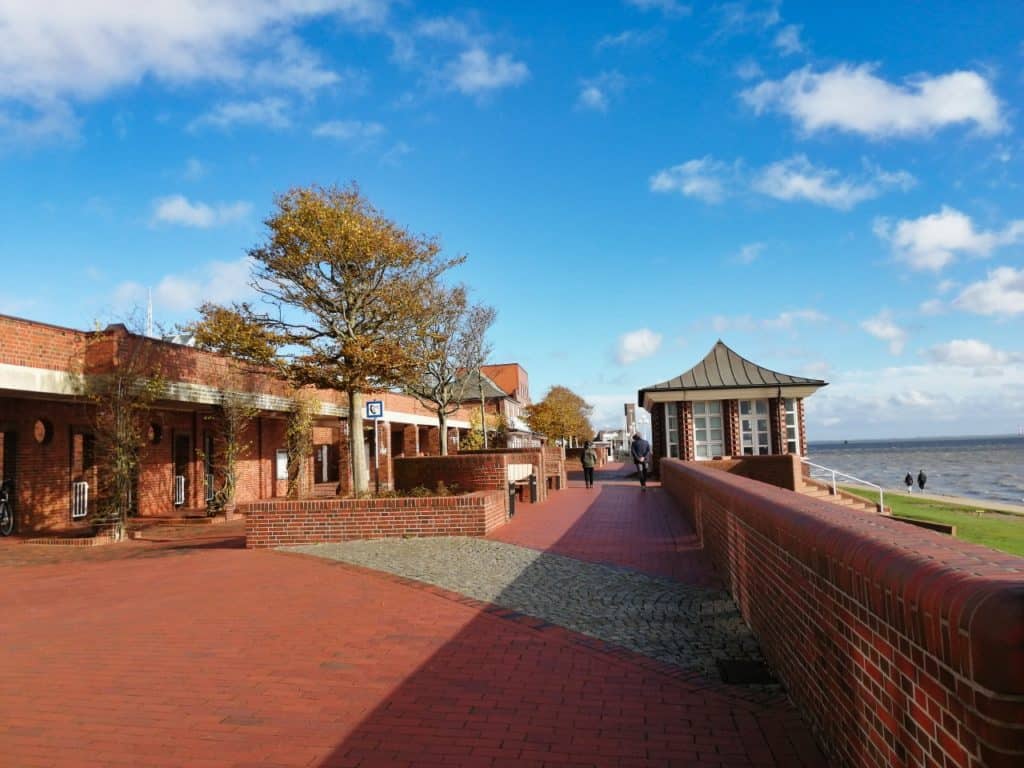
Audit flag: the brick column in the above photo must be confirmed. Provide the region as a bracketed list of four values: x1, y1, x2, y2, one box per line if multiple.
[724, 400, 741, 457]
[650, 403, 665, 475]
[798, 399, 808, 457]
[771, 398, 786, 455]
[681, 401, 695, 460]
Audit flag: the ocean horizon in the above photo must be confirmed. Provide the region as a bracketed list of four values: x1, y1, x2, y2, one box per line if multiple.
[805, 434, 1023, 506]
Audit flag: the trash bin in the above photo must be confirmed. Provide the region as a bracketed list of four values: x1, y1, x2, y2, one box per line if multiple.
[508, 482, 516, 517]
[529, 473, 538, 503]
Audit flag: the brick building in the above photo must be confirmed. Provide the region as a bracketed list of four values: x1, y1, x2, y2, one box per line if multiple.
[0, 314, 477, 535]
[637, 341, 827, 471]
[460, 363, 540, 448]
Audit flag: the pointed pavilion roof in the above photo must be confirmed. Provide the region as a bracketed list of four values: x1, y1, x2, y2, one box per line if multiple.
[638, 340, 827, 410]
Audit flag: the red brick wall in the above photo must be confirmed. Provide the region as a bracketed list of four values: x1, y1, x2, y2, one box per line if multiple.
[0, 315, 86, 371]
[701, 454, 802, 491]
[243, 491, 506, 548]
[660, 459, 1024, 768]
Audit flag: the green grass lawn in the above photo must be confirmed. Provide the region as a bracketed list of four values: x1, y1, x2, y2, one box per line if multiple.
[842, 487, 1024, 557]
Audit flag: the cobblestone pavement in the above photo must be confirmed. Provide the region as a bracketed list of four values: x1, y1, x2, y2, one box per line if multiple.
[289, 536, 765, 679]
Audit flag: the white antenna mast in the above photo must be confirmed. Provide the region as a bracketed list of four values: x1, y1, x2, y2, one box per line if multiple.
[146, 288, 154, 337]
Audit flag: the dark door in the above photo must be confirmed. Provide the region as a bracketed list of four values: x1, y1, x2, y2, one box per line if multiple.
[173, 433, 190, 506]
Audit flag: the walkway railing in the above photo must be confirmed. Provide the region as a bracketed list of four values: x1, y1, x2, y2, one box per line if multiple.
[801, 458, 885, 513]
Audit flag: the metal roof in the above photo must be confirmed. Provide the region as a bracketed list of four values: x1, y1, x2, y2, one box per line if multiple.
[456, 369, 509, 401]
[637, 340, 827, 404]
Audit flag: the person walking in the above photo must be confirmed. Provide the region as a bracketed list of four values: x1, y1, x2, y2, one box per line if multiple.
[581, 441, 597, 489]
[630, 433, 652, 490]
[917, 470, 927, 492]
[904, 472, 914, 494]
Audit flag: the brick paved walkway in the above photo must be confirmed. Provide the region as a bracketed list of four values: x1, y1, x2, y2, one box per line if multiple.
[0, 464, 829, 767]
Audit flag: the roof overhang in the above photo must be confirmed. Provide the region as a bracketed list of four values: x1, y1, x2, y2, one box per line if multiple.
[641, 384, 826, 412]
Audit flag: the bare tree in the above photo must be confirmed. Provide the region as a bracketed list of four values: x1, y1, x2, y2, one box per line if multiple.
[405, 285, 496, 455]
[78, 325, 165, 540]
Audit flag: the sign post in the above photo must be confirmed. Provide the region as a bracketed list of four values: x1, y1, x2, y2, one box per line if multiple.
[365, 400, 384, 493]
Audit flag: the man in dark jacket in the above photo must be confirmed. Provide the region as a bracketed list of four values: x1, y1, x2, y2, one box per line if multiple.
[917, 470, 927, 492]
[630, 433, 652, 490]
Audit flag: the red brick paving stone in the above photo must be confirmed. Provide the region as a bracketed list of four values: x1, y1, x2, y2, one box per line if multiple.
[488, 463, 723, 587]
[1, 477, 831, 768]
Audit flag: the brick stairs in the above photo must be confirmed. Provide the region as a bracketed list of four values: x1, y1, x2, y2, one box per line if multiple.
[797, 480, 884, 514]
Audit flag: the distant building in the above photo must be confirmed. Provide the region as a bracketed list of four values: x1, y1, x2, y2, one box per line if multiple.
[637, 341, 827, 469]
[458, 364, 541, 448]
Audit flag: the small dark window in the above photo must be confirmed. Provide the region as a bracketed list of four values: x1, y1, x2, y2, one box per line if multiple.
[149, 422, 163, 445]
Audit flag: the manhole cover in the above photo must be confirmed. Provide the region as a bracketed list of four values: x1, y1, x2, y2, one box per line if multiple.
[715, 659, 778, 685]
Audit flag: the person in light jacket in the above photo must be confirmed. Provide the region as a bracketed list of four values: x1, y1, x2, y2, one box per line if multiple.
[581, 441, 597, 489]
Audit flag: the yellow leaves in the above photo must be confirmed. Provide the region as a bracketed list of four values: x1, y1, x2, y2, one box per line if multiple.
[526, 386, 594, 442]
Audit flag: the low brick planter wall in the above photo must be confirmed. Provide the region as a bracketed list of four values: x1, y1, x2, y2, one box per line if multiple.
[243, 491, 506, 549]
[660, 458, 1024, 768]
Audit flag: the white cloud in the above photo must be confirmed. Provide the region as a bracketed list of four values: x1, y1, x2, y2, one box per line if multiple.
[313, 119, 386, 142]
[874, 207, 1024, 271]
[773, 24, 803, 56]
[152, 195, 251, 228]
[861, 310, 907, 354]
[616, 328, 662, 364]
[807, 361, 1024, 439]
[596, 29, 661, 51]
[918, 299, 945, 316]
[734, 242, 764, 264]
[0, 2, 387, 142]
[735, 59, 763, 81]
[381, 141, 413, 166]
[625, 0, 691, 18]
[188, 98, 291, 132]
[576, 71, 627, 112]
[114, 257, 256, 315]
[445, 47, 529, 95]
[182, 157, 207, 181]
[650, 157, 730, 203]
[711, 309, 827, 333]
[753, 155, 913, 210]
[925, 339, 1015, 367]
[953, 267, 1024, 317]
[741, 64, 1005, 138]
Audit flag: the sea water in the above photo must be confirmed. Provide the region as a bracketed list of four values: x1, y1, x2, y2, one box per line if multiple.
[807, 435, 1024, 505]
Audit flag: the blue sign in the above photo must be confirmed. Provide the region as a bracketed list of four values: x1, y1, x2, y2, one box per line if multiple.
[365, 400, 384, 419]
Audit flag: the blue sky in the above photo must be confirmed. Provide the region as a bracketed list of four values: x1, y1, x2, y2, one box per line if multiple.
[1, 0, 1022, 440]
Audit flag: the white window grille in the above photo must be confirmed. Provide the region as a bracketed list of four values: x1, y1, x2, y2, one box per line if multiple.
[174, 475, 186, 506]
[739, 400, 772, 456]
[205, 473, 215, 503]
[692, 401, 724, 459]
[665, 403, 680, 459]
[71, 481, 89, 519]
[785, 398, 800, 455]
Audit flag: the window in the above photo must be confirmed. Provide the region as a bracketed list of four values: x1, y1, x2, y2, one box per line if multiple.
[692, 401, 723, 459]
[313, 444, 339, 483]
[785, 398, 800, 454]
[665, 403, 680, 459]
[739, 400, 771, 455]
[275, 449, 289, 480]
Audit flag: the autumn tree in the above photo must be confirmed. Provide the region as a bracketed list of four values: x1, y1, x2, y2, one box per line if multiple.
[526, 386, 594, 445]
[405, 284, 496, 455]
[189, 184, 461, 493]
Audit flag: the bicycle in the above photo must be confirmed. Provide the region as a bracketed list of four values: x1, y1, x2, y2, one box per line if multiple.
[0, 479, 13, 536]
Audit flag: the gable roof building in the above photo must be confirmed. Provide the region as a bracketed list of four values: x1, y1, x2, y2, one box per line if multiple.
[637, 341, 827, 464]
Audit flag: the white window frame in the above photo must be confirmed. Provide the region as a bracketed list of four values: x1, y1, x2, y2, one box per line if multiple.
[739, 399, 772, 456]
[692, 400, 723, 460]
[785, 398, 800, 455]
[275, 449, 289, 480]
[665, 403, 680, 459]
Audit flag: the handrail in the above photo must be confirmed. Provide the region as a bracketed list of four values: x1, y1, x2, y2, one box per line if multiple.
[801, 458, 885, 513]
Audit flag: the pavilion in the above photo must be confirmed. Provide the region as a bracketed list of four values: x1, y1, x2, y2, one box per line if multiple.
[637, 341, 827, 468]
